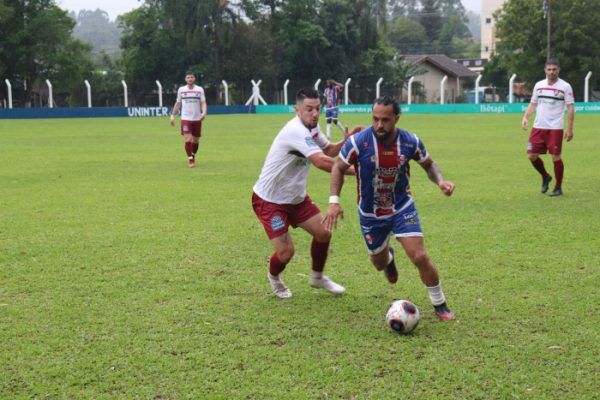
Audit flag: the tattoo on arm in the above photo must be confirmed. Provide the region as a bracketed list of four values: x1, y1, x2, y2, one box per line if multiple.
[425, 160, 444, 185]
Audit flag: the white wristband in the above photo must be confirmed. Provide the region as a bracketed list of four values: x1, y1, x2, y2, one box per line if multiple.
[329, 195, 340, 204]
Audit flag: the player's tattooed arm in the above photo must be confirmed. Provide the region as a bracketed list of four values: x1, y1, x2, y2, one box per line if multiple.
[420, 158, 455, 196]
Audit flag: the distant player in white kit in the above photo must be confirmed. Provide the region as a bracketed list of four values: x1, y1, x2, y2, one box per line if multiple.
[521, 59, 575, 196]
[170, 71, 207, 168]
[252, 88, 356, 298]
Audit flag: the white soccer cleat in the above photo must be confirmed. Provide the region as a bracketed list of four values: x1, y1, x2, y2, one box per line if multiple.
[310, 275, 346, 295]
[268, 273, 292, 299]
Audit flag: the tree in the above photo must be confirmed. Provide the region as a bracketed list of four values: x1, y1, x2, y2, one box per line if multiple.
[0, 0, 93, 106]
[387, 17, 428, 55]
[70, 9, 122, 60]
[490, 0, 600, 99]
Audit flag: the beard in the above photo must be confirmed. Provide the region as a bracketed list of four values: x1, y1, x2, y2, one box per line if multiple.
[375, 128, 394, 142]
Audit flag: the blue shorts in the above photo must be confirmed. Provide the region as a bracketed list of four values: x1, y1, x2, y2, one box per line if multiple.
[325, 107, 339, 119]
[359, 203, 423, 255]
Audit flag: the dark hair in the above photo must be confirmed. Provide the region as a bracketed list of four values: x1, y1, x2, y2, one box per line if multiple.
[545, 58, 560, 67]
[185, 70, 196, 77]
[373, 96, 401, 115]
[296, 87, 320, 102]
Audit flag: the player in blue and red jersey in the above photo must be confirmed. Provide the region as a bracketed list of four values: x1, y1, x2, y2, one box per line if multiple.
[322, 80, 345, 138]
[323, 96, 456, 321]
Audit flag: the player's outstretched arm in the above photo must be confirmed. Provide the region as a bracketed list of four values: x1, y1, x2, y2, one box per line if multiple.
[420, 158, 455, 196]
[322, 126, 362, 157]
[323, 158, 350, 232]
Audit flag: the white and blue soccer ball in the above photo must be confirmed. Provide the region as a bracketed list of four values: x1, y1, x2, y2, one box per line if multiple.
[386, 300, 420, 334]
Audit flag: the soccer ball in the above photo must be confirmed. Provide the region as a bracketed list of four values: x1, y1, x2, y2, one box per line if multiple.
[385, 300, 420, 334]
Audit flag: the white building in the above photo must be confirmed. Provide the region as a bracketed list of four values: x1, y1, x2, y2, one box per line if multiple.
[480, 0, 506, 59]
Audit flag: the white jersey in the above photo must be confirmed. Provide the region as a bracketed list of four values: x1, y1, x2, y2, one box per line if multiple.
[176, 85, 205, 121]
[253, 116, 330, 204]
[530, 78, 574, 130]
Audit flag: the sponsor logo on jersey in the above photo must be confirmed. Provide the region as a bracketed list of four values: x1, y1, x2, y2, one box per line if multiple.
[375, 166, 399, 176]
[271, 216, 285, 231]
[381, 151, 394, 156]
[305, 137, 317, 147]
[403, 211, 417, 225]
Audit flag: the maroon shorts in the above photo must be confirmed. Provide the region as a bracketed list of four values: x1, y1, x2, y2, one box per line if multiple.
[181, 120, 202, 137]
[252, 192, 321, 239]
[528, 128, 563, 155]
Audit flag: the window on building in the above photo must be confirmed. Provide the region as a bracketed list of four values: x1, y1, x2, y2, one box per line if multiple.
[485, 46, 489, 52]
[485, 18, 492, 24]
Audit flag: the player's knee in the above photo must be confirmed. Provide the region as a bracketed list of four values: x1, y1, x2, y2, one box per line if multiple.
[409, 250, 430, 267]
[333, 119, 338, 124]
[313, 229, 331, 243]
[527, 153, 538, 161]
[326, 118, 332, 124]
[551, 154, 561, 161]
[277, 245, 295, 264]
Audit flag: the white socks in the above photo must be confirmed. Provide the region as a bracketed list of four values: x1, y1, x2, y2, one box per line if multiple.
[312, 270, 323, 280]
[336, 121, 344, 132]
[426, 283, 446, 306]
[326, 124, 331, 138]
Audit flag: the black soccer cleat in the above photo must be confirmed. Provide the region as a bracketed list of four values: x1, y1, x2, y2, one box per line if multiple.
[434, 302, 456, 321]
[541, 175, 552, 193]
[549, 188, 562, 197]
[384, 247, 398, 284]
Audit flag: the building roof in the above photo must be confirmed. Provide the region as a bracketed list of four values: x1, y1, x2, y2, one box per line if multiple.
[401, 54, 477, 78]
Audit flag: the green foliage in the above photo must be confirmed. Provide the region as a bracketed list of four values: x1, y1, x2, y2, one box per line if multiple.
[0, 0, 93, 105]
[490, 0, 600, 99]
[0, 114, 599, 397]
[70, 9, 122, 60]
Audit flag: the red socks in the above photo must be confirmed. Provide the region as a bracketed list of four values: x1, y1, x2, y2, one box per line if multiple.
[184, 142, 193, 158]
[553, 159, 564, 189]
[269, 253, 287, 276]
[531, 157, 549, 177]
[311, 239, 330, 272]
[193, 143, 199, 155]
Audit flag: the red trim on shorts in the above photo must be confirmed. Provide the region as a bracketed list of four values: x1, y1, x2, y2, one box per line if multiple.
[528, 128, 563, 155]
[252, 192, 321, 239]
[181, 120, 202, 137]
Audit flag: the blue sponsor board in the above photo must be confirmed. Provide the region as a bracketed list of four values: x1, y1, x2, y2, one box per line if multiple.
[0, 105, 255, 119]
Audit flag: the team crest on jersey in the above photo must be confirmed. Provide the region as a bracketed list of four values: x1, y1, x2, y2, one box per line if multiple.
[363, 141, 369, 148]
[183, 125, 189, 132]
[271, 216, 285, 231]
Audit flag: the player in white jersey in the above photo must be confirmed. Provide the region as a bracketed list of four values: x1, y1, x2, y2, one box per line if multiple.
[252, 88, 356, 299]
[521, 59, 575, 196]
[170, 71, 207, 168]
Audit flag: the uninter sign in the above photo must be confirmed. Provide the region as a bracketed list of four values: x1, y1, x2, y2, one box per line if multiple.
[127, 107, 170, 117]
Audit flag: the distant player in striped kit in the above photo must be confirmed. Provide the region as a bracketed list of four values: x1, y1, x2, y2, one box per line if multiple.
[170, 71, 207, 168]
[521, 59, 575, 196]
[323, 96, 456, 321]
[323, 80, 345, 138]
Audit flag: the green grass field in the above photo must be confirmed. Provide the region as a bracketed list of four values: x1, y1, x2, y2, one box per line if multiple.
[1, 113, 599, 399]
